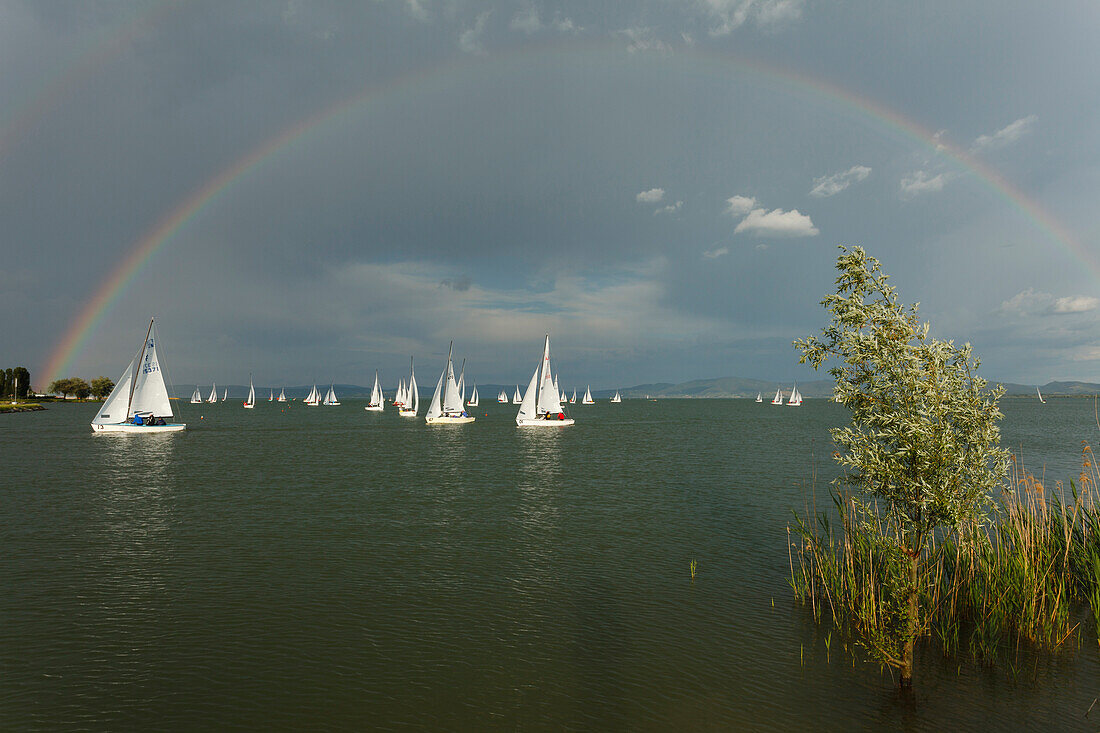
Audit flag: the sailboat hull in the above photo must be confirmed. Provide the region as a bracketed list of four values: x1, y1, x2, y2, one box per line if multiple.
[398, 409, 417, 417]
[92, 422, 186, 433]
[517, 418, 574, 427]
[425, 415, 475, 424]
[243, 404, 254, 409]
[364, 404, 384, 412]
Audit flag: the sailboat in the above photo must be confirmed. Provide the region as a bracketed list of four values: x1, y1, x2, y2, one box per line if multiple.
[468, 383, 479, 407]
[243, 374, 255, 409]
[207, 383, 218, 403]
[756, 392, 763, 403]
[268, 389, 273, 402]
[570, 389, 577, 404]
[304, 384, 321, 406]
[787, 384, 802, 406]
[91, 318, 185, 433]
[1037, 386, 1046, 404]
[457, 360, 466, 405]
[399, 358, 419, 417]
[323, 383, 340, 406]
[610, 390, 622, 403]
[221, 388, 228, 402]
[425, 342, 475, 424]
[771, 387, 783, 405]
[190, 386, 202, 403]
[365, 371, 384, 411]
[516, 334, 574, 427]
[497, 389, 508, 403]
[393, 378, 405, 408]
[277, 388, 287, 402]
[512, 386, 522, 405]
[581, 386, 594, 405]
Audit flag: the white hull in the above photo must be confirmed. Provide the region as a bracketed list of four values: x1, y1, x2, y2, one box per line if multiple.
[92, 422, 186, 433]
[425, 415, 475, 424]
[581, 400, 594, 405]
[243, 404, 254, 409]
[364, 404, 384, 411]
[517, 417, 574, 427]
[398, 409, 417, 417]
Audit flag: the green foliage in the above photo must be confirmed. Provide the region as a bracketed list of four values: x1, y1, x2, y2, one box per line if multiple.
[792, 246, 1009, 684]
[795, 247, 1010, 542]
[70, 378, 91, 400]
[90, 376, 115, 400]
[2, 367, 31, 398]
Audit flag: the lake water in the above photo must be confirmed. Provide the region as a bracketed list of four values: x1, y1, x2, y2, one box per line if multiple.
[4, 398, 1099, 730]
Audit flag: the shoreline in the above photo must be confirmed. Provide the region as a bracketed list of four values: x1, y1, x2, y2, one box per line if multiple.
[0, 403, 46, 413]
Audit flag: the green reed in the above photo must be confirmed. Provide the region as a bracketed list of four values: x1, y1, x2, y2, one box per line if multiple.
[790, 444, 1100, 668]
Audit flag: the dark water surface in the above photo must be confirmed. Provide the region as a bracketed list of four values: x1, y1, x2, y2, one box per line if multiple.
[4, 398, 1099, 730]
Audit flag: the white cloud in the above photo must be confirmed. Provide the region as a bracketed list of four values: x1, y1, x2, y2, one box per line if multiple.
[899, 170, 952, 198]
[458, 12, 490, 55]
[701, 0, 805, 36]
[810, 165, 871, 197]
[723, 195, 757, 216]
[636, 188, 665, 203]
[1072, 346, 1100, 362]
[703, 246, 729, 258]
[616, 27, 671, 54]
[404, 0, 429, 22]
[509, 6, 578, 34]
[655, 201, 683, 215]
[734, 208, 818, 237]
[999, 288, 1100, 317]
[972, 115, 1038, 152]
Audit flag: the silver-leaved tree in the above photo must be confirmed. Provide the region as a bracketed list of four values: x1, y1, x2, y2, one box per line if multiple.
[795, 246, 1009, 687]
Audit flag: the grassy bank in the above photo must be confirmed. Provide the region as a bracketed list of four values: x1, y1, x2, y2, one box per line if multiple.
[790, 445, 1100, 669]
[0, 402, 46, 413]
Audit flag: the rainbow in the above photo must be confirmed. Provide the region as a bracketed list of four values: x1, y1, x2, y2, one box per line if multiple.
[41, 43, 1089, 384]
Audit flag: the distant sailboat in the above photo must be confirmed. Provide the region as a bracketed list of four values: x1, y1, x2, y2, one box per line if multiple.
[771, 387, 783, 405]
[221, 388, 228, 402]
[304, 384, 321, 406]
[468, 383, 479, 407]
[277, 388, 287, 403]
[516, 334, 574, 427]
[787, 384, 802, 406]
[365, 371, 384, 411]
[610, 390, 622, 403]
[323, 383, 340, 406]
[1037, 386, 1046, 404]
[497, 389, 508, 403]
[756, 392, 763, 403]
[243, 374, 255, 408]
[425, 342, 474, 424]
[399, 358, 419, 417]
[91, 318, 185, 433]
[581, 386, 594, 405]
[570, 389, 576, 404]
[208, 383, 218, 404]
[190, 386, 203, 403]
[268, 389, 273, 402]
[512, 386, 522, 405]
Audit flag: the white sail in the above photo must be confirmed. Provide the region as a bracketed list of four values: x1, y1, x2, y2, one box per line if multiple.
[369, 371, 383, 407]
[324, 384, 340, 405]
[406, 359, 419, 415]
[1037, 386, 1046, 404]
[457, 360, 466, 404]
[268, 389, 273, 401]
[468, 384, 479, 407]
[127, 324, 174, 417]
[756, 392, 762, 402]
[498, 389, 507, 403]
[772, 387, 782, 405]
[515, 367, 540, 423]
[92, 357, 136, 426]
[244, 374, 255, 407]
[425, 370, 444, 420]
[191, 386, 202, 403]
[536, 335, 562, 415]
[787, 383, 801, 406]
[442, 343, 464, 413]
[582, 385, 594, 404]
[221, 388, 227, 402]
[208, 382, 218, 403]
[570, 389, 576, 404]
[610, 390, 621, 403]
[278, 388, 286, 402]
[512, 386, 522, 404]
[305, 384, 320, 405]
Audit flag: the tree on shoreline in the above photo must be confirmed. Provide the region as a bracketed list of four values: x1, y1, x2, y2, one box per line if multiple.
[794, 246, 1009, 688]
[1, 367, 32, 399]
[90, 376, 114, 400]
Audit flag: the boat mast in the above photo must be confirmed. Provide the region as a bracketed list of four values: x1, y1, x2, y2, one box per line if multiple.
[126, 318, 154, 419]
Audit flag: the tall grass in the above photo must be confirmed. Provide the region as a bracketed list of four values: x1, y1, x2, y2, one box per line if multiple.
[790, 444, 1100, 668]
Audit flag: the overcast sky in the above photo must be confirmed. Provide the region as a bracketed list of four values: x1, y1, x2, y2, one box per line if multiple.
[5, 0, 1100, 389]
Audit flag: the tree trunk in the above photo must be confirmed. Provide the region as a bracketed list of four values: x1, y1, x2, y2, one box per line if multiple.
[900, 546, 919, 688]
